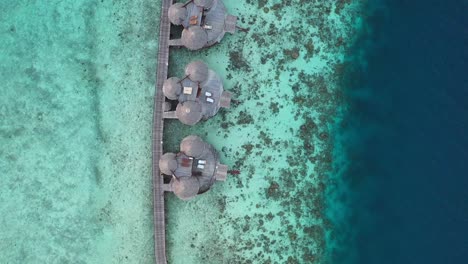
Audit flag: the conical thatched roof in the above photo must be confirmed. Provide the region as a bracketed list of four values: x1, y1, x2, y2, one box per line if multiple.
[163, 77, 182, 100]
[159, 153, 178, 175]
[168, 3, 187, 25]
[180, 135, 206, 158]
[181, 26, 208, 51]
[176, 101, 203, 125]
[185, 60, 209, 83]
[194, 0, 214, 9]
[173, 176, 200, 200]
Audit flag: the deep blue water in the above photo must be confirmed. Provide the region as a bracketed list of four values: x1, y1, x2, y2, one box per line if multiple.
[342, 0, 468, 263]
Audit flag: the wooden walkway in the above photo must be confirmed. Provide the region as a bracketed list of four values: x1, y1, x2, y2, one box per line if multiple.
[152, 0, 172, 264]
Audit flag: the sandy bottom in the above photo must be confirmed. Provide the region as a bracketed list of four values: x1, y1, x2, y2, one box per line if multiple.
[1, 1, 158, 263]
[163, 1, 361, 263]
[0, 0, 361, 263]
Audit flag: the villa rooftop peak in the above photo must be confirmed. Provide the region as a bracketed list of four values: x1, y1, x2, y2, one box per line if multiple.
[162, 60, 232, 126]
[159, 135, 228, 200]
[168, 0, 238, 50]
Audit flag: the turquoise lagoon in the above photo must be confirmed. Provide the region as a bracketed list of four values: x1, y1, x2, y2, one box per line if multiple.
[0, 0, 361, 263]
[1, 1, 159, 262]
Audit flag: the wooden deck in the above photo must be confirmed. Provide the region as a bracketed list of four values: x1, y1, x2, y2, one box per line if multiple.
[152, 0, 172, 264]
[224, 15, 237, 34]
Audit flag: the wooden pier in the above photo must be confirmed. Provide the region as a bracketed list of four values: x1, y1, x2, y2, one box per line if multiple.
[152, 0, 238, 262]
[152, 0, 172, 263]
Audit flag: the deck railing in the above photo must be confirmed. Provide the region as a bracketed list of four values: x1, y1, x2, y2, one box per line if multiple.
[152, 0, 173, 263]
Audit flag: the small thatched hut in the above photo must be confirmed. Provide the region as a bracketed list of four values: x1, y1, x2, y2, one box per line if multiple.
[159, 135, 228, 200]
[162, 60, 232, 126]
[168, 0, 238, 50]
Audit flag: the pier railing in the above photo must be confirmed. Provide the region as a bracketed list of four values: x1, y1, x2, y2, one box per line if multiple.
[152, 0, 172, 263]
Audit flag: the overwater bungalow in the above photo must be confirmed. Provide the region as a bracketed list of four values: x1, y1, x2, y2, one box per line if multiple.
[159, 135, 228, 200]
[168, 0, 237, 50]
[162, 60, 231, 125]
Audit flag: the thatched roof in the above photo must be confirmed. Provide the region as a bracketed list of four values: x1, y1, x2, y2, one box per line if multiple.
[163, 77, 182, 100]
[173, 176, 200, 200]
[162, 135, 229, 200]
[175, 101, 203, 125]
[159, 153, 178, 175]
[168, 3, 187, 25]
[185, 60, 209, 83]
[180, 135, 207, 158]
[181, 26, 208, 51]
[194, 0, 214, 9]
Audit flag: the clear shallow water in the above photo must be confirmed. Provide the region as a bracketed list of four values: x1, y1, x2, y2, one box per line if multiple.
[163, 1, 362, 263]
[1, 0, 365, 263]
[1, 1, 158, 262]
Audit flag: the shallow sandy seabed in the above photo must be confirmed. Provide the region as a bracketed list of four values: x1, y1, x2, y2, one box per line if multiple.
[1, 1, 158, 263]
[164, 0, 362, 263]
[0, 0, 361, 263]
